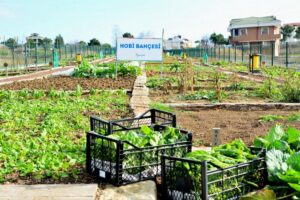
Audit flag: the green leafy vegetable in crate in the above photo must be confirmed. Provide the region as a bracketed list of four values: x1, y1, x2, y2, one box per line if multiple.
[167, 139, 260, 199]
[108, 125, 188, 148]
[249, 125, 300, 199]
[95, 125, 188, 174]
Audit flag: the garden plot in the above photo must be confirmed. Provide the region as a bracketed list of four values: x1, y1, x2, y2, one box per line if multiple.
[0, 76, 135, 91]
[0, 60, 141, 91]
[0, 89, 131, 184]
[146, 63, 265, 104]
[146, 57, 300, 104]
[174, 109, 300, 146]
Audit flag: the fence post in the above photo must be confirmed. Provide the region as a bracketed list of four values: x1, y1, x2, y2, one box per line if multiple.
[223, 46, 225, 61]
[44, 46, 47, 64]
[234, 45, 237, 63]
[271, 41, 274, 66]
[65, 45, 67, 60]
[35, 43, 38, 66]
[12, 46, 15, 69]
[214, 47, 216, 59]
[242, 44, 244, 62]
[52, 48, 55, 65]
[24, 45, 28, 67]
[59, 45, 62, 60]
[228, 47, 231, 62]
[201, 161, 208, 200]
[260, 43, 262, 66]
[286, 42, 289, 68]
[218, 46, 220, 60]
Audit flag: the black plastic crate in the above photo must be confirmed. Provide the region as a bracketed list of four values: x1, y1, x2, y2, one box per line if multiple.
[161, 148, 267, 200]
[90, 109, 177, 135]
[86, 124, 192, 186]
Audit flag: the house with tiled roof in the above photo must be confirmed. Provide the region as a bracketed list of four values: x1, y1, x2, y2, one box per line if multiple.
[228, 16, 281, 56]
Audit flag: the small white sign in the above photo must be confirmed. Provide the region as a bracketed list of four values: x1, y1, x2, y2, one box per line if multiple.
[99, 170, 106, 178]
[117, 38, 162, 61]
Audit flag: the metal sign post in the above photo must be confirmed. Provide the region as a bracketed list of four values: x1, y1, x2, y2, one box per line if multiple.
[161, 28, 164, 78]
[115, 38, 118, 80]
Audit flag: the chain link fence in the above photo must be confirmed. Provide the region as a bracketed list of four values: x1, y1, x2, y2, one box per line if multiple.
[0, 44, 115, 72]
[164, 41, 300, 70]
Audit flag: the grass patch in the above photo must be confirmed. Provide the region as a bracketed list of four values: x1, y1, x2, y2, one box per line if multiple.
[149, 102, 173, 113]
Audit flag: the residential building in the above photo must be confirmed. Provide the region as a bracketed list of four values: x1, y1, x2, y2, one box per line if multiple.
[228, 16, 281, 56]
[284, 22, 300, 42]
[164, 35, 193, 50]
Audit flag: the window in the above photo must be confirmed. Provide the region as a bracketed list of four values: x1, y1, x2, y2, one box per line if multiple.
[239, 28, 247, 36]
[261, 27, 269, 35]
[232, 29, 239, 36]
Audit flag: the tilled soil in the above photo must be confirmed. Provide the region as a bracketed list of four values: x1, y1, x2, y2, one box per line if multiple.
[175, 109, 300, 146]
[0, 76, 135, 91]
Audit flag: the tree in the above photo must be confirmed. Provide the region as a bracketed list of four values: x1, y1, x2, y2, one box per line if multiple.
[122, 32, 134, 38]
[25, 39, 36, 48]
[281, 25, 295, 41]
[295, 27, 300, 39]
[88, 38, 101, 46]
[101, 43, 112, 49]
[209, 33, 228, 46]
[209, 33, 218, 45]
[4, 38, 17, 49]
[42, 37, 52, 47]
[78, 41, 86, 46]
[54, 34, 64, 48]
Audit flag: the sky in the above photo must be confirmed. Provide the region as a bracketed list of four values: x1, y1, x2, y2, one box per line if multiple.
[0, 0, 299, 44]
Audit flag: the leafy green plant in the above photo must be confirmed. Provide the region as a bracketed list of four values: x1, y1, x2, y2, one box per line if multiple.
[259, 115, 284, 122]
[75, 85, 82, 97]
[288, 114, 300, 122]
[32, 90, 45, 99]
[178, 90, 227, 102]
[280, 71, 300, 103]
[0, 90, 129, 183]
[149, 102, 173, 113]
[108, 125, 187, 149]
[253, 125, 300, 197]
[73, 60, 97, 78]
[259, 113, 300, 122]
[146, 77, 178, 89]
[168, 62, 183, 72]
[172, 139, 258, 199]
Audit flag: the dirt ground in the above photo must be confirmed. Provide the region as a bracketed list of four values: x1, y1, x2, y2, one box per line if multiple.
[175, 109, 300, 146]
[0, 76, 135, 91]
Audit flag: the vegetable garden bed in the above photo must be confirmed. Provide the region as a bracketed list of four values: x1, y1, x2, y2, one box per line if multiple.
[86, 109, 192, 185]
[0, 89, 131, 184]
[0, 76, 135, 91]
